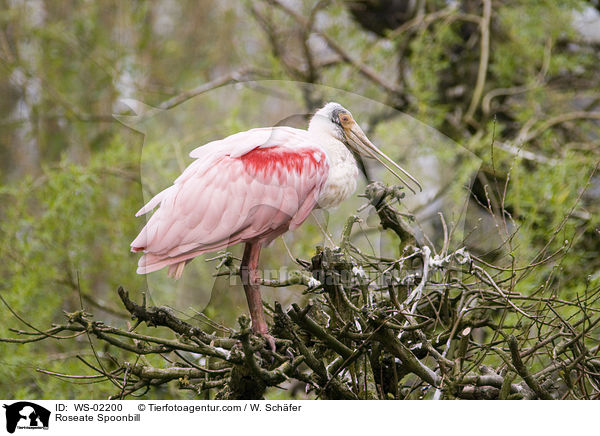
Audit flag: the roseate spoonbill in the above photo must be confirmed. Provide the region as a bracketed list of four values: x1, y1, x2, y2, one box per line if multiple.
[131, 102, 420, 349]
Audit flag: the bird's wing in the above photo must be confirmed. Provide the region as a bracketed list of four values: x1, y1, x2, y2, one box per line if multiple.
[131, 127, 329, 274]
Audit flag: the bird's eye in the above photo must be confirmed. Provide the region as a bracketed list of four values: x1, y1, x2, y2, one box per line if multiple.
[339, 113, 352, 126]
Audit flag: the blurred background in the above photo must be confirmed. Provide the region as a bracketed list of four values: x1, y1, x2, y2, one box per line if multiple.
[0, 0, 599, 399]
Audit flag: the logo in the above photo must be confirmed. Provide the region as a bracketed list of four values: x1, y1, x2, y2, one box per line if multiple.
[2, 402, 50, 434]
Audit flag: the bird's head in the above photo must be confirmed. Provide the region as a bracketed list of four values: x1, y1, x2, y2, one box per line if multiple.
[309, 102, 422, 193]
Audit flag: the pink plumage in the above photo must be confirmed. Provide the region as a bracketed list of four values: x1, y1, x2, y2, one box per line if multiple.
[131, 126, 329, 279]
[131, 102, 420, 349]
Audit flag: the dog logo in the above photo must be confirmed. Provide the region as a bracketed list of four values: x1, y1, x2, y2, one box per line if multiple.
[3, 402, 50, 433]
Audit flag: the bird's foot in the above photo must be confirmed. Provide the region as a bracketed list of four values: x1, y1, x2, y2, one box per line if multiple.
[249, 316, 276, 352]
[251, 327, 276, 352]
[260, 332, 277, 353]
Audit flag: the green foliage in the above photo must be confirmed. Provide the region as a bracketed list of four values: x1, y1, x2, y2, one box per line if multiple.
[0, 134, 144, 398]
[0, 0, 599, 399]
[407, 21, 459, 124]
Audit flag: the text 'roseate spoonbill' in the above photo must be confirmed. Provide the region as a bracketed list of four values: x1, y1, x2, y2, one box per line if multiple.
[131, 102, 421, 350]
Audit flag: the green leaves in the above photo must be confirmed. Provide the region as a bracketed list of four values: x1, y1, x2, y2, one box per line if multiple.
[0, 136, 144, 398]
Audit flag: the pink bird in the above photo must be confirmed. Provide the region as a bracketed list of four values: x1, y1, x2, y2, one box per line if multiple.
[131, 102, 421, 350]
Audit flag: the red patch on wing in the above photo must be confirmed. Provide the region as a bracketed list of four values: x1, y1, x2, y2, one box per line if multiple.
[240, 146, 325, 182]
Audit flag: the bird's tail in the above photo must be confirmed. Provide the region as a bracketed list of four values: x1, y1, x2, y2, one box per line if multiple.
[167, 261, 187, 280]
[136, 252, 197, 279]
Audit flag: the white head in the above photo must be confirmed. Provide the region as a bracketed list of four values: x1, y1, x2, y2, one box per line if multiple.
[309, 102, 422, 193]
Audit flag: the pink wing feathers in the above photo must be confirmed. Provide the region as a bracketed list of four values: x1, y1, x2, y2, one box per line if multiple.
[131, 127, 329, 278]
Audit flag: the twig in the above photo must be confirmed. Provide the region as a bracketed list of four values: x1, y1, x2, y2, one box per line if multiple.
[508, 336, 553, 399]
[464, 0, 492, 124]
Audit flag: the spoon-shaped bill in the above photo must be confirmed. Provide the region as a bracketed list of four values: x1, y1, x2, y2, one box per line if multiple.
[345, 124, 422, 194]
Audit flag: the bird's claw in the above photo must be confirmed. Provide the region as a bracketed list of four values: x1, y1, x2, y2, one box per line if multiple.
[263, 333, 276, 353]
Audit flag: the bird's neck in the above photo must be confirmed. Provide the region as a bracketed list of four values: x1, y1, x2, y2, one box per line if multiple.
[307, 120, 359, 209]
[319, 138, 356, 168]
[307, 117, 353, 168]
[316, 140, 359, 209]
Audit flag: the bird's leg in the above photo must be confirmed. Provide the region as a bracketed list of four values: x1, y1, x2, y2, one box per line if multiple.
[240, 242, 275, 351]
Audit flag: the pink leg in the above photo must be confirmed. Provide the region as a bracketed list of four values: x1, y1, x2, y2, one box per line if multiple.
[241, 242, 275, 351]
